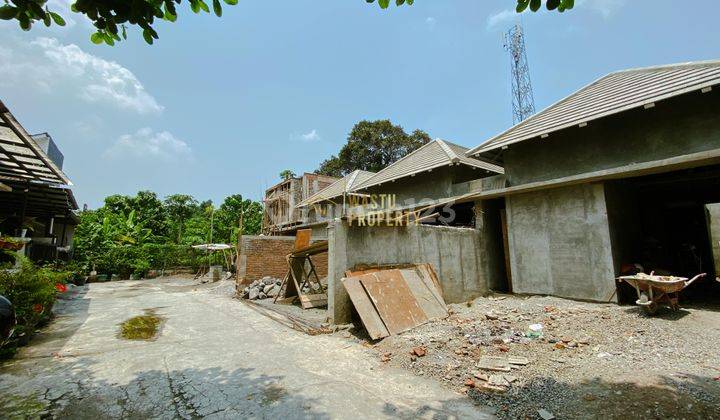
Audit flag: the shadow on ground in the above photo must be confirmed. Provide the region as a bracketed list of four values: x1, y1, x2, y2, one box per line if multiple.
[1, 360, 331, 419]
[464, 373, 719, 420]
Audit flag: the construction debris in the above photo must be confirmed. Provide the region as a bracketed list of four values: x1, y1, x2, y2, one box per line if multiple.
[241, 276, 282, 300]
[370, 293, 720, 419]
[410, 346, 427, 357]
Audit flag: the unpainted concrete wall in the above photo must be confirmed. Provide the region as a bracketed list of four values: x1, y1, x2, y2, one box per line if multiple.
[505, 183, 616, 302]
[503, 89, 720, 186]
[328, 220, 492, 323]
[358, 165, 487, 207]
[707, 203, 720, 275]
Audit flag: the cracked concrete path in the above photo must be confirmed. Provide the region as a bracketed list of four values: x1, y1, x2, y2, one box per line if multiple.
[0, 277, 493, 419]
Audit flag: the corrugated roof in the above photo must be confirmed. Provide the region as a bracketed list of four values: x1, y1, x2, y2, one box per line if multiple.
[296, 170, 375, 208]
[0, 100, 71, 186]
[466, 60, 720, 157]
[354, 139, 504, 191]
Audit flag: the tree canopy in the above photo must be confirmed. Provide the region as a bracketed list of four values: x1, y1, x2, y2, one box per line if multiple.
[73, 190, 263, 275]
[279, 170, 296, 180]
[315, 120, 431, 178]
[0, 1, 573, 46]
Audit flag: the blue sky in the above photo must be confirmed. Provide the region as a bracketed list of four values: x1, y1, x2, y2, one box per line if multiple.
[1, 0, 718, 208]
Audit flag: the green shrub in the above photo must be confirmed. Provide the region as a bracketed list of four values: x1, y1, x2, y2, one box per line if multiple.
[0, 259, 64, 358]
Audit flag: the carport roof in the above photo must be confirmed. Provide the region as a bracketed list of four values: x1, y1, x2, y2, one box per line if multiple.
[353, 139, 504, 191]
[0, 178, 78, 217]
[466, 60, 720, 158]
[0, 100, 71, 186]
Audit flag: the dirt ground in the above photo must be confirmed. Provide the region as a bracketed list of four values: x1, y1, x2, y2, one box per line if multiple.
[369, 294, 720, 419]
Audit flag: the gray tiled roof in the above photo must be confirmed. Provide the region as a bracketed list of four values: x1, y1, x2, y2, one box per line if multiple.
[296, 170, 375, 207]
[353, 139, 503, 191]
[466, 60, 720, 156]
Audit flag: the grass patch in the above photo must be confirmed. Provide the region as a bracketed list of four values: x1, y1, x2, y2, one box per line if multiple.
[119, 310, 163, 340]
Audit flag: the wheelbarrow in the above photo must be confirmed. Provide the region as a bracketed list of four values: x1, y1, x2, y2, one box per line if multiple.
[618, 272, 705, 315]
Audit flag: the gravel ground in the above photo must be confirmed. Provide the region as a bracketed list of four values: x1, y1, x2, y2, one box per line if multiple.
[372, 294, 720, 419]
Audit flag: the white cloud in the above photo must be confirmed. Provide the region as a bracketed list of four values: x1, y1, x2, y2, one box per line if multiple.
[104, 128, 192, 161]
[425, 17, 437, 29]
[0, 36, 163, 115]
[486, 9, 518, 31]
[292, 129, 321, 142]
[487, 0, 625, 31]
[578, 0, 625, 18]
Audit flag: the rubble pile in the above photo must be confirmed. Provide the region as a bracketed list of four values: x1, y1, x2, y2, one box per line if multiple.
[241, 276, 282, 300]
[369, 294, 720, 419]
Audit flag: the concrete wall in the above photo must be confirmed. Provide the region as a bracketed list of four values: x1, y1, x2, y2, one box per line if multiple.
[358, 165, 485, 207]
[503, 89, 720, 186]
[327, 220, 492, 323]
[707, 203, 720, 276]
[237, 235, 328, 285]
[505, 183, 616, 302]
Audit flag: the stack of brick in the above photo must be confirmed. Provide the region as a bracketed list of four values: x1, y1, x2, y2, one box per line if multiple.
[237, 235, 328, 286]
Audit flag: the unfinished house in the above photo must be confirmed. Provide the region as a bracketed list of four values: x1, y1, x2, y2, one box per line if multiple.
[0, 101, 79, 264]
[239, 173, 337, 286]
[464, 60, 720, 305]
[295, 169, 376, 233]
[322, 139, 505, 323]
[261, 172, 337, 235]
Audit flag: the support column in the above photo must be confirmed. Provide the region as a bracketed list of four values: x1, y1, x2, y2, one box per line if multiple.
[327, 219, 352, 324]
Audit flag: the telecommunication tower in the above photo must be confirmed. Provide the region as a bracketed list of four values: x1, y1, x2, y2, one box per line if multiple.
[503, 24, 536, 124]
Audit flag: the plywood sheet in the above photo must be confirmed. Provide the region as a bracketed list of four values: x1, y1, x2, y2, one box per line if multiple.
[294, 229, 312, 251]
[342, 276, 389, 339]
[400, 269, 447, 319]
[415, 263, 444, 299]
[359, 270, 428, 335]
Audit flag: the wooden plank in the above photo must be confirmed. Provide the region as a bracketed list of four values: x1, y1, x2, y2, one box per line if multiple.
[342, 276, 389, 340]
[359, 270, 428, 335]
[0, 182, 11, 192]
[299, 293, 327, 309]
[294, 229, 312, 251]
[414, 264, 446, 307]
[399, 269, 447, 319]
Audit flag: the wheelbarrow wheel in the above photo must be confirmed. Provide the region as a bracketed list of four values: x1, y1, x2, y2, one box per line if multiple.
[638, 292, 658, 315]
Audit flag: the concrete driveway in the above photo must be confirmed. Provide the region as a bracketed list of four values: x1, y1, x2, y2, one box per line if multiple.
[0, 277, 493, 419]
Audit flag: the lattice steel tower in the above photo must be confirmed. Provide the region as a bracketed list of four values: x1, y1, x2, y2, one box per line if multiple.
[503, 24, 536, 124]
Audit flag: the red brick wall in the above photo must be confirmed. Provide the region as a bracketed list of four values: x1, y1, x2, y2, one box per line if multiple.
[237, 235, 328, 285]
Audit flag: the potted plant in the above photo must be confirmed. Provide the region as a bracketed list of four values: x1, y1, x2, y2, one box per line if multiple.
[0, 236, 23, 251]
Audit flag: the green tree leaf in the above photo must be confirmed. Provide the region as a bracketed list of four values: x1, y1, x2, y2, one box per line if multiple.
[546, 0, 560, 10]
[0, 5, 17, 21]
[213, 0, 222, 17]
[49, 12, 66, 26]
[516, 0, 530, 13]
[90, 32, 104, 44]
[143, 28, 154, 44]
